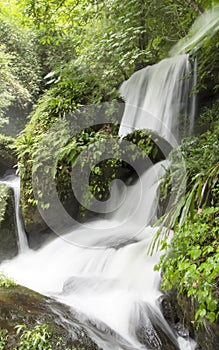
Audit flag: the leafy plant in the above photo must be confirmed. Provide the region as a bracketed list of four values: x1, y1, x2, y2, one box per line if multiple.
[155, 207, 219, 324]
[15, 324, 52, 350]
[151, 104, 219, 325]
[0, 329, 8, 349]
[0, 272, 16, 288]
[0, 324, 76, 350]
[0, 184, 10, 223]
[151, 110, 219, 250]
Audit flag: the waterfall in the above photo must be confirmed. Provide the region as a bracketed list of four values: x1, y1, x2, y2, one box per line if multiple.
[0, 54, 196, 349]
[0, 175, 28, 253]
[4, 9, 218, 349]
[119, 54, 195, 146]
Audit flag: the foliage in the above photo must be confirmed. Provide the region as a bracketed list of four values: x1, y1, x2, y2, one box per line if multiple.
[155, 207, 219, 324]
[0, 133, 17, 175]
[195, 33, 219, 98]
[153, 103, 219, 325]
[11, 0, 215, 113]
[0, 324, 76, 350]
[0, 0, 218, 332]
[17, 0, 208, 79]
[0, 329, 8, 349]
[0, 45, 30, 125]
[17, 116, 163, 222]
[152, 105, 219, 248]
[199, 100, 219, 126]
[0, 184, 10, 223]
[0, 133, 16, 154]
[0, 20, 42, 100]
[14, 324, 53, 350]
[0, 272, 16, 288]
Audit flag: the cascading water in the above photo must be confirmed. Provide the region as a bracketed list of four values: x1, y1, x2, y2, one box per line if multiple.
[118, 54, 194, 146]
[2, 8, 218, 349]
[0, 59, 196, 349]
[0, 175, 28, 253]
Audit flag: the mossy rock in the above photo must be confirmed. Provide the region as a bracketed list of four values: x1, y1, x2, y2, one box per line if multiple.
[0, 284, 100, 349]
[19, 126, 171, 241]
[0, 183, 18, 262]
[0, 134, 17, 176]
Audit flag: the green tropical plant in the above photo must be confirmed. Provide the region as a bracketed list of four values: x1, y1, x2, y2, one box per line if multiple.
[0, 272, 16, 287]
[0, 329, 8, 349]
[152, 104, 219, 325]
[155, 206, 219, 324]
[0, 324, 76, 350]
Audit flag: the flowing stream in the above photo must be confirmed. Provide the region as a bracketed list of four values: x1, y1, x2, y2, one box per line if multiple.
[1, 8, 218, 349]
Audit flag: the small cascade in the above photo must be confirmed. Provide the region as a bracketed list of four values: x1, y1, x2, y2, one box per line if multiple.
[119, 54, 195, 146]
[0, 162, 196, 349]
[0, 175, 28, 253]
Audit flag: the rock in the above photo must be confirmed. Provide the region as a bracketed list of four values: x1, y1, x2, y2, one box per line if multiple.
[20, 177, 79, 249]
[159, 294, 179, 325]
[72, 311, 138, 350]
[131, 302, 180, 350]
[0, 284, 100, 350]
[0, 183, 18, 262]
[163, 290, 219, 350]
[0, 134, 17, 177]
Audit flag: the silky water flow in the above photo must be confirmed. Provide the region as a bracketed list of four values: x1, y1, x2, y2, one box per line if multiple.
[0, 54, 197, 350]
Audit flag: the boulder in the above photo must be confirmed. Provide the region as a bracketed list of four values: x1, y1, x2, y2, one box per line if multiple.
[0, 183, 18, 262]
[131, 302, 180, 350]
[0, 284, 100, 350]
[161, 291, 219, 350]
[0, 134, 17, 177]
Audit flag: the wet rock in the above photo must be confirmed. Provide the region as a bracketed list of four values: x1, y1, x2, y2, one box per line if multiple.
[175, 322, 189, 338]
[0, 184, 18, 262]
[0, 134, 17, 177]
[164, 290, 219, 350]
[71, 310, 139, 350]
[0, 284, 100, 350]
[131, 302, 180, 350]
[159, 294, 179, 325]
[159, 295, 190, 339]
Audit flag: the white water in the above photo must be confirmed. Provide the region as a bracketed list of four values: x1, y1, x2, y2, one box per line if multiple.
[170, 6, 219, 56]
[0, 89, 196, 350]
[119, 54, 194, 146]
[0, 175, 28, 253]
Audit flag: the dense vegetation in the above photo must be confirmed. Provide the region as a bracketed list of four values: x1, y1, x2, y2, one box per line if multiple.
[0, 0, 218, 336]
[155, 106, 219, 324]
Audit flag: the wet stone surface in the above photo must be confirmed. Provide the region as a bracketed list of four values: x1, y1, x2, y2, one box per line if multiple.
[0, 284, 100, 349]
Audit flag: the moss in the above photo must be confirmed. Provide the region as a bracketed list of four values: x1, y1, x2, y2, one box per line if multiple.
[0, 284, 99, 349]
[0, 183, 10, 223]
[0, 183, 18, 261]
[0, 133, 17, 176]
